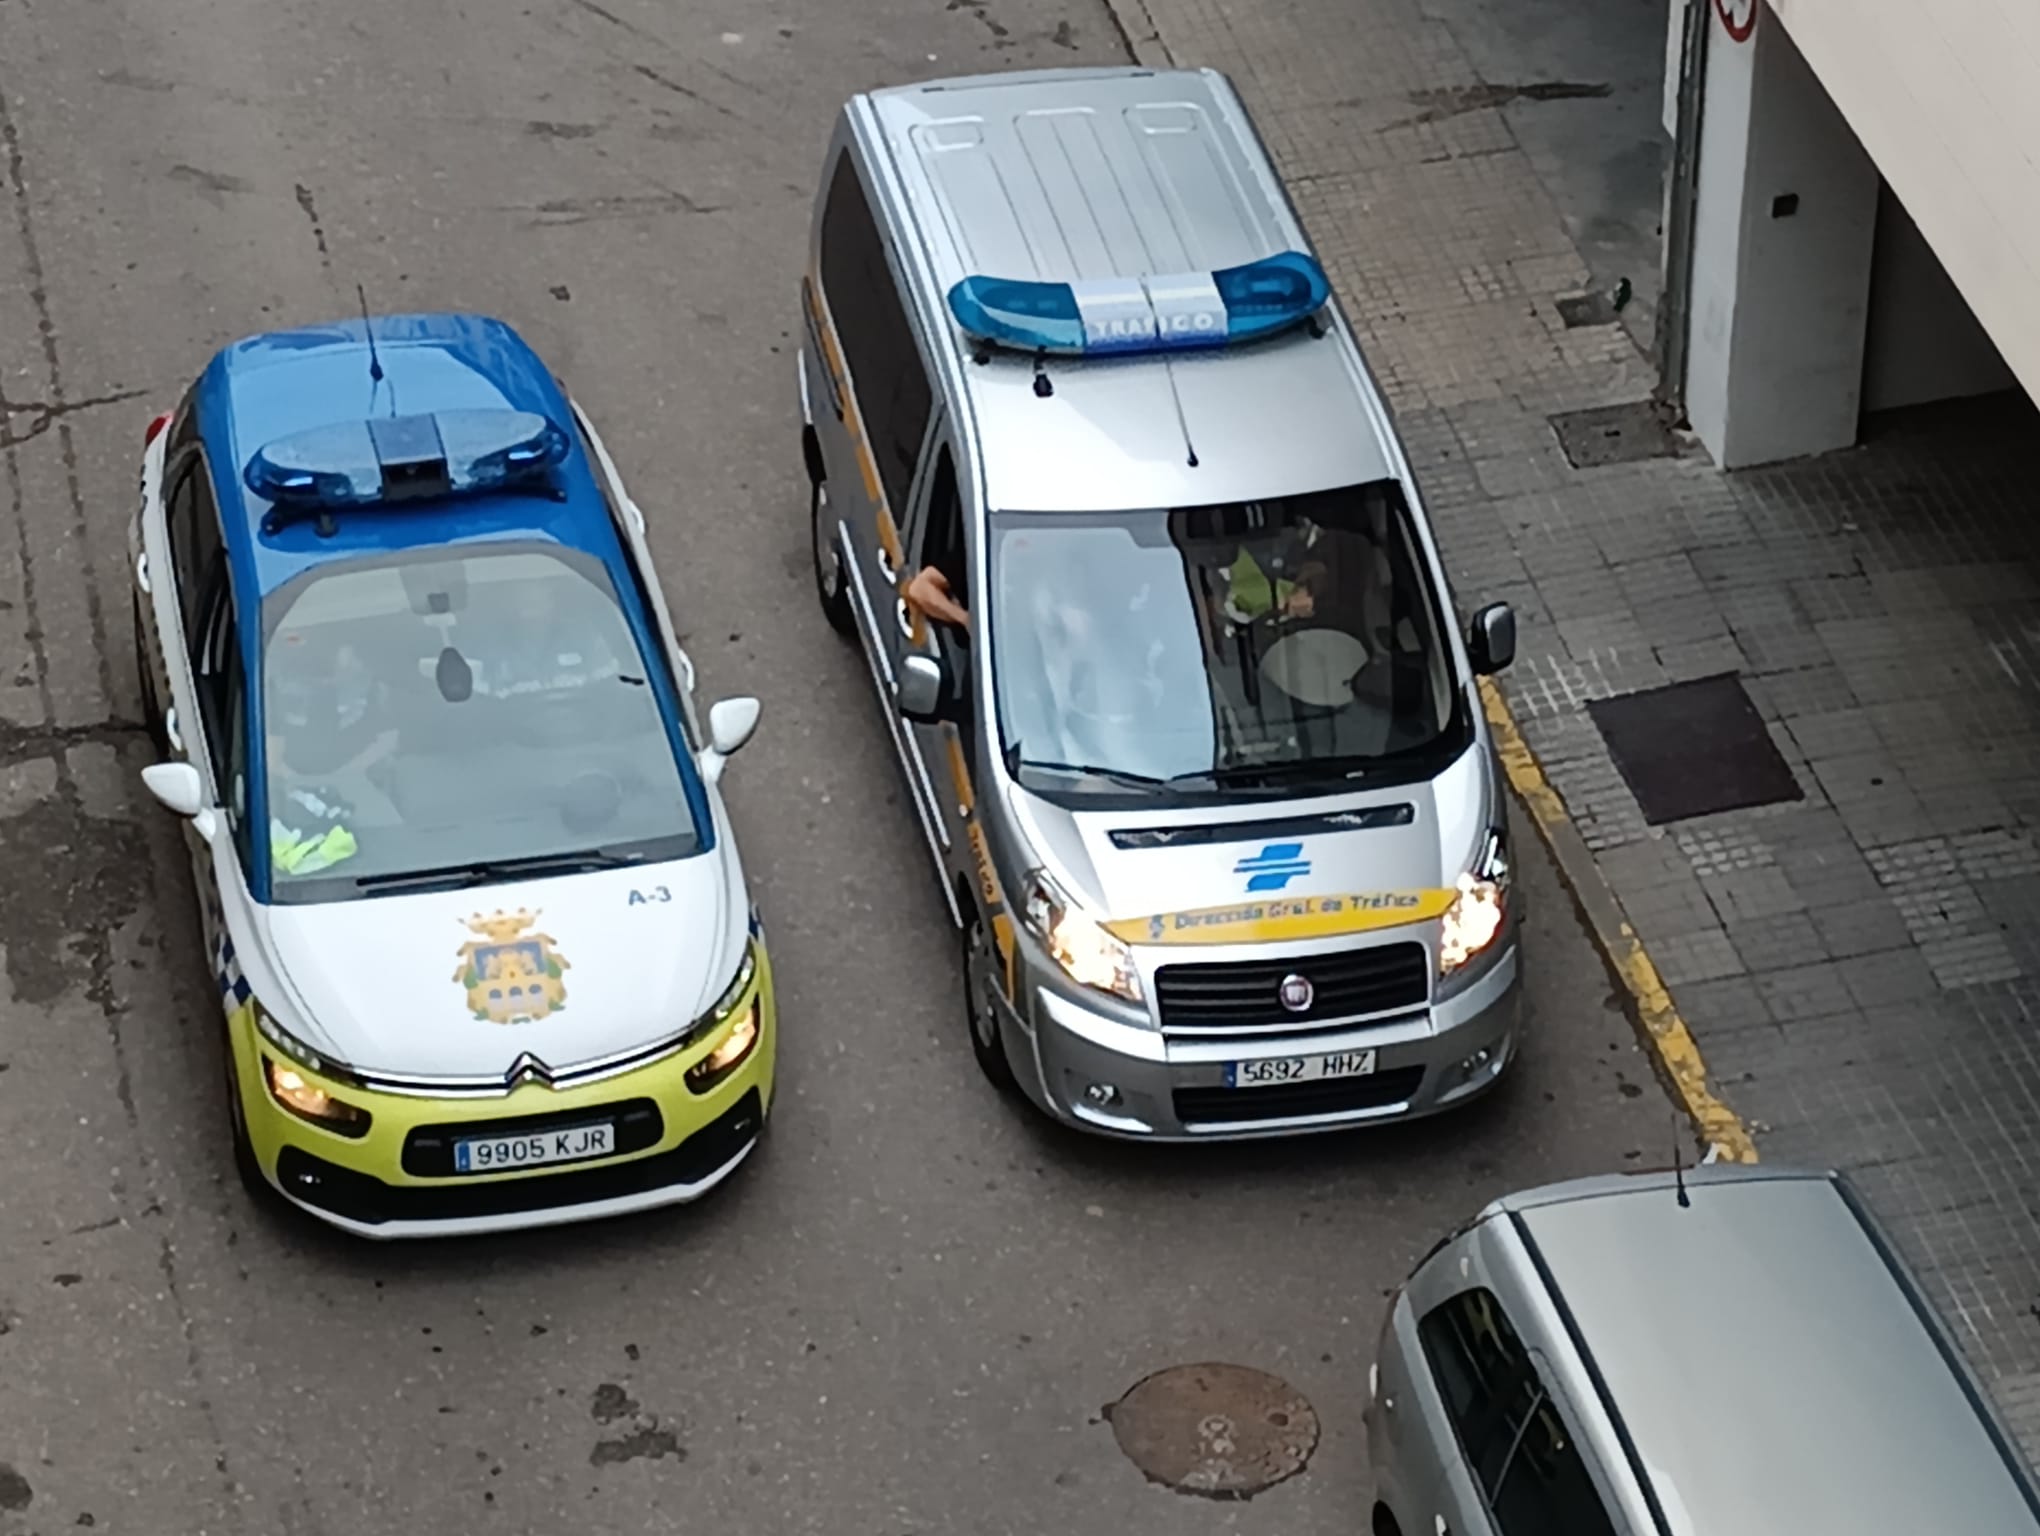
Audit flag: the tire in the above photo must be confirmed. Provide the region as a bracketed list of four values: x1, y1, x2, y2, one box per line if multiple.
[1372, 1505, 1404, 1536]
[225, 1049, 270, 1202]
[810, 476, 855, 638]
[961, 911, 1018, 1093]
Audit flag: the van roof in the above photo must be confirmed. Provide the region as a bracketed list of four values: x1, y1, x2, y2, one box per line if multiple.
[861, 67, 1395, 514]
[1500, 1167, 2040, 1535]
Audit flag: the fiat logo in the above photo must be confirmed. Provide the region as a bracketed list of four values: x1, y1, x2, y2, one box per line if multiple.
[1278, 973, 1315, 1012]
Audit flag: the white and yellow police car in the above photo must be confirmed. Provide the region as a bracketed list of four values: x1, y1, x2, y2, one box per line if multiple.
[129, 312, 775, 1237]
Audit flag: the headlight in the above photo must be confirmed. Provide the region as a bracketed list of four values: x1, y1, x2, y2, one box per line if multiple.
[686, 939, 763, 1090]
[1439, 830, 1509, 976]
[262, 1057, 371, 1137]
[254, 1006, 353, 1079]
[1023, 870, 1143, 1004]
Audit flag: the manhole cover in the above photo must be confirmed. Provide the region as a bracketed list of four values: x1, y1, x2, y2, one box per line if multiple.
[1589, 672, 1805, 825]
[1555, 290, 1619, 329]
[1548, 400, 1679, 468]
[1106, 1363, 1318, 1500]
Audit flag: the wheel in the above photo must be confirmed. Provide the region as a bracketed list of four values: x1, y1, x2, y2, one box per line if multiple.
[961, 912, 1018, 1093]
[810, 476, 854, 638]
[224, 1047, 270, 1202]
[1372, 1505, 1404, 1536]
[132, 595, 166, 753]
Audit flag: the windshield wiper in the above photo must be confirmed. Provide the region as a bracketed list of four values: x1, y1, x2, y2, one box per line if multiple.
[1017, 759, 1186, 794]
[354, 847, 645, 891]
[1208, 754, 1384, 786]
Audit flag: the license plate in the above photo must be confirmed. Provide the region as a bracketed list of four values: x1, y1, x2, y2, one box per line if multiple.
[1225, 1049, 1378, 1089]
[453, 1122, 615, 1173]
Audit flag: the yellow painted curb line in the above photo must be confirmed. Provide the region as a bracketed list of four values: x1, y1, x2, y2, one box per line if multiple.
[1480, 678, 1760, 1165]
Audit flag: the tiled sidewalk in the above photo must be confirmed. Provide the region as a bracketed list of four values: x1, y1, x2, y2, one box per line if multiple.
[1107, 0, 2040, 1459]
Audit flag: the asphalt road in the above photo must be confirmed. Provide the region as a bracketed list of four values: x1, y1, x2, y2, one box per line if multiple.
[0, 0, 1673, 1531]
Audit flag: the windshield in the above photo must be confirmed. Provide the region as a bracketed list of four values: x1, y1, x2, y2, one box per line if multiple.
[988, 481, 1463, 795]
[259, 542, 698, 902]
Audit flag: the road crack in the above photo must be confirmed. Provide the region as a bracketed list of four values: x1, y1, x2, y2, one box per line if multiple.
[0, 386, 148, 450]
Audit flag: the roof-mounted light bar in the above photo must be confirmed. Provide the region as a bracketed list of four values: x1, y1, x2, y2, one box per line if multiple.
[945, 250, 1332, 359]
[245, 409, 569, 531]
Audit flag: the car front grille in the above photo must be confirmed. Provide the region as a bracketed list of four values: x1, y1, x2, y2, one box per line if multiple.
[1154, 943, 1429, 1031]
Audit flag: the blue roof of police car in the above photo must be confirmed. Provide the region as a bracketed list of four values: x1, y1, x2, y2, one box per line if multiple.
[193, 311, 622, 602]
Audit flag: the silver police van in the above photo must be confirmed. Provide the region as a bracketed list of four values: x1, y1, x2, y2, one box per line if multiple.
[1365, 1163, 2040, 1535]
[797, 66, 1521, 1139]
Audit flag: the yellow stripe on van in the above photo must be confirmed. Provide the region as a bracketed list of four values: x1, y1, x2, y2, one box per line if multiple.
[946, 737, 975, 815]
[1102, 889, 1458, 947]
[991, 912, 1016, 993]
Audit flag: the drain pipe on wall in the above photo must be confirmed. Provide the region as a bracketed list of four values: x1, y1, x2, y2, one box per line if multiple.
[1655, 0, 1711, 425]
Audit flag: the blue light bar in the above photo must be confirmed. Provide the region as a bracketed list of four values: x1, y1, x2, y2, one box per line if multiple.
[945, 251, 1332, 359]
[245, 409, 569, 514]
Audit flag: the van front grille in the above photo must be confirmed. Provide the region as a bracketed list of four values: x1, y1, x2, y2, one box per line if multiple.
[1154, 943, 1429, 1030]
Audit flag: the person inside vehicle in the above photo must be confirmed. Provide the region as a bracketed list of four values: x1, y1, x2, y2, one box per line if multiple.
[264, 696, 367, 878]
[264, 629, 402, 874]
[1211, 514, 1330, 632]
[902, 564, 969, 632]
[901, 558, 975, 753]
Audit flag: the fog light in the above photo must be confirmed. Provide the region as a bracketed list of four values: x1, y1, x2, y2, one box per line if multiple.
[1082, 1082, 1122, 1108]
[1460, 1047, 1492, 1075]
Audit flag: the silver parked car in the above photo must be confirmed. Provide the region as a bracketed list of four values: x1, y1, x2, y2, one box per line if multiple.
[1365, 1163, 2040, 1534]
[798, 66, 1522, 1140]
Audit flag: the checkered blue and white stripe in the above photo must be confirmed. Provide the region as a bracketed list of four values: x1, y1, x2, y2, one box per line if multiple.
[201, 890, 250, 1009]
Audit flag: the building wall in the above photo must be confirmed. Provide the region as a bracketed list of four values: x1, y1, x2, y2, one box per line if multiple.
[1685, 9, 1877, 467]
[1771, 0, 2040, 412]
[1862, 185, 2017, 415]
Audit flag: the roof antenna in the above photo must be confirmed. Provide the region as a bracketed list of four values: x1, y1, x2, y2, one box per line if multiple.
[1672, 1116, 1691, 1209]
[1031, 349, 1054, 399]
[357, 283, 391, 416]
[1162, 356, 1200, 468]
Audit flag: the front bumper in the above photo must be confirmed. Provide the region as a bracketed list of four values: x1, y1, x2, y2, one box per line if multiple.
[1001, 940, 1520, 1141]
[232, 953, 778, 1239]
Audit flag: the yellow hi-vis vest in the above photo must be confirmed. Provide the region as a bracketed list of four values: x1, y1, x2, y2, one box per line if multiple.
[271, 820, 358, 876]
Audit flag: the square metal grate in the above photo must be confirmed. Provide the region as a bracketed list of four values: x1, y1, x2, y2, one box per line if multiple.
[1548, 400, 1679, 468]
[1588, 673, 1804, 826]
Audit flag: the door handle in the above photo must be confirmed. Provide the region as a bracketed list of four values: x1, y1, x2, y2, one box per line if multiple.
[895, 596, 916, 639]
[875, 546, 898, 585]
[135, 550, 151, 594]
[165, 706, 184, 754]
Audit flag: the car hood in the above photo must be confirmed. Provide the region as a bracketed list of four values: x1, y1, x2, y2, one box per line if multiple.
[260, 857, 744, 1080]
[1007, 742, 1495, 939]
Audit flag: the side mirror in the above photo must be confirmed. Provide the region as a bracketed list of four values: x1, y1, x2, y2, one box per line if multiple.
[701, 696, 762, 785]
[142, 761, 219, 841]
[1468, 602, 1517, 676]
[897, 653, 950, 725]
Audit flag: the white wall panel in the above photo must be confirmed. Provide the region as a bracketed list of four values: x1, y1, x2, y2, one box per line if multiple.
[1771, 0, 2040, 403]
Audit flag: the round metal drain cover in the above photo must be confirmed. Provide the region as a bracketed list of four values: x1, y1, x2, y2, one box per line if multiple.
[1106, 1362, 1318, 1499]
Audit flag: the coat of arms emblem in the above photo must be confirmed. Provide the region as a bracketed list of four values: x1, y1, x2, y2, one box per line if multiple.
[454, 908, 570, 1024]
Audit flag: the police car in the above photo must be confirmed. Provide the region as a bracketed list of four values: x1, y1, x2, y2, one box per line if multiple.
[130, 312, 775, 1237]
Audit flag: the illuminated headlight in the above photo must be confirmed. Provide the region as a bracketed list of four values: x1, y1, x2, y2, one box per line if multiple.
[1439, 830, 1510, 976]
[1023, 870, 1143, 1004]
[686, 938, 763, 1090]
[262, 1057, 371, 1137]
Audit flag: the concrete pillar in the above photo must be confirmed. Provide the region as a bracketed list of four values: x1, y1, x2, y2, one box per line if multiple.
[1679, 1, 1880, 468]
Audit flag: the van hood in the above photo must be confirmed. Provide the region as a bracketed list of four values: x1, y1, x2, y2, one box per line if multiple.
[1007, 743, 1495, 937]
[258, 857, 745, 1080]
